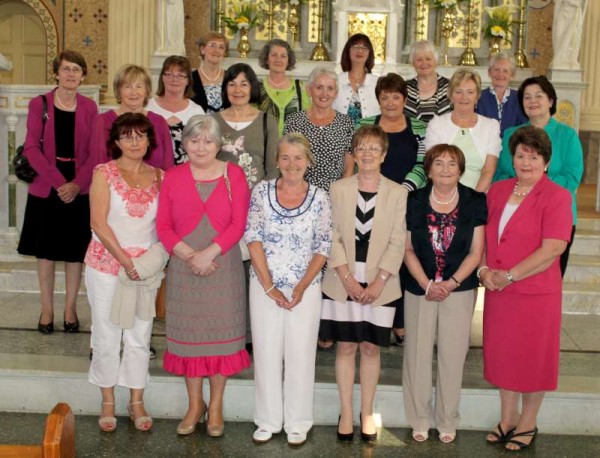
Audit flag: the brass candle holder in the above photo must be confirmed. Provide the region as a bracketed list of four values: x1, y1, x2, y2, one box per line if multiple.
[514, 0, 529, 68]
[310, 0, 330, 61]
[415, 0, 427, 41]
[440, 6, 456, 66]
[458, 0, 478, 66]
[216, 0, 225, 34]
[288, 3, 300, 46]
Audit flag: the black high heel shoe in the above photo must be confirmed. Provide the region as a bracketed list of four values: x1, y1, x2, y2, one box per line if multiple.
[63, 318, 80, 333]
[38, 316, 54, 334]
[337, 415, 354, 441]
[360, 413, 377, 442]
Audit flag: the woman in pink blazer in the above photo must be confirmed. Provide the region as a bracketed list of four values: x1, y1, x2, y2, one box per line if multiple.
[18, 50, 99, 334]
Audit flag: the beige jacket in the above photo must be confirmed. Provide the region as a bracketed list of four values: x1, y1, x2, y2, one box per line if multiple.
[111, 243, 169, 329]
[322, 175, 408, 306]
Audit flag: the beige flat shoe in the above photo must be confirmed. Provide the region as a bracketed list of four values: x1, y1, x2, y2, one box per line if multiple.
[98, 402, 117, 433]
[127, 401, 152, 432]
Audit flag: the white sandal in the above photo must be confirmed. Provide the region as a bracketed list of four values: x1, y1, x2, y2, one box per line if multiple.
[98, 402, 117, 432]
[439, 431, 456, 443]
[412, 430, 429, 442]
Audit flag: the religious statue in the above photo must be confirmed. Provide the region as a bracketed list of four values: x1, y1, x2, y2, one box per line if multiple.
[551, 0, 588, 70]
[0, 52, 12, 71]
[155, 0, 186, 55]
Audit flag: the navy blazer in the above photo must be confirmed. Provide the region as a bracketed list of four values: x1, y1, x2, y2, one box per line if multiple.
[476, 88, 527, 137]
[404, 182, 487, 295]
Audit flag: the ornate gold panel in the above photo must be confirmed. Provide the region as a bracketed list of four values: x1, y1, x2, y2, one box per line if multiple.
[555, 100, 575, 128]
[348, 13, 387, 64]
[448, 1, 482, 49]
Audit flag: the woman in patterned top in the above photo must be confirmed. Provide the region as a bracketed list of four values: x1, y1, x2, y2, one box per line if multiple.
[191, 31, 228, 113]
[147, 55, 205, 165]
[402, 144, 486, 444]
[284, 67, 354, 192]
[86, 113, 163, 433]
[320, 125, 408, 443]
[246, 133, 332, 446]
[258, 39, 311, 135]
[332, 33, 380, 124]
[404, 40, 451, 124]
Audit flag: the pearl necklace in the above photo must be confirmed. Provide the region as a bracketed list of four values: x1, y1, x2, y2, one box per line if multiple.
[512, 181, 532, 197]
[431, 186, 458, 205]
[267, 76, 290, 89]
[199, 64, 222, 85]
[55, 92, 77, 111]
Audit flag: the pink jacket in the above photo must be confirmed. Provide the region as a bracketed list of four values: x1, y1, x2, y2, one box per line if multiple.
[23, 89, 99, 197]
[93, 110, 175, 171]
[157, 162, 250, 254]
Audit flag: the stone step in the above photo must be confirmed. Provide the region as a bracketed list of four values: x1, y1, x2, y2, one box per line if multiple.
[578, 217, 600, 231]
[564, 254, 600, 284]
[0, 352, 598, 435]
[570, 228, 600, 255]
[562, 282, 600, 314]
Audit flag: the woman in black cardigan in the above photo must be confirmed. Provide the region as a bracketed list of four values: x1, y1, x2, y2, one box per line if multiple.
[402, 144, 486, 444]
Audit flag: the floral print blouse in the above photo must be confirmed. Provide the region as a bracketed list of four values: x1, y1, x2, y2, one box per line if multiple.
[245, 179, 333, 289]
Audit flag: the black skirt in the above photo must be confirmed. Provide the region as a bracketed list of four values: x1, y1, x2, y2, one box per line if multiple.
[18, 189, 91, 263]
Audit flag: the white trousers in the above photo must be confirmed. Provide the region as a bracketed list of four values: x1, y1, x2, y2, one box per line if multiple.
[250, 277, 322, 434]
[86, 268, 153, 389]
[402, 290, 475, 434]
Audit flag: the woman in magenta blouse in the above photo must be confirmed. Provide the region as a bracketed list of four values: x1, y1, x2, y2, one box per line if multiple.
[156, 115, 250, 437]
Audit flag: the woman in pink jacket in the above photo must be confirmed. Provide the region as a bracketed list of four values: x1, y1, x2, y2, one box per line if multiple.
[157, 115, 250, 437]
[18, 50, 99, 334]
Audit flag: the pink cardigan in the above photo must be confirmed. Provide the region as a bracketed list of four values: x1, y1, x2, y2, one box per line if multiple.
[93, 110, 174, 171]
[156, 162, 250, 254]
[23, 89, 99, 197]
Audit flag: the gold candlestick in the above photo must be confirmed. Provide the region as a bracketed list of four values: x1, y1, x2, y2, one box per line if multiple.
[266, 0, 275, 41]
[458, 0, 478, 66]
[310, 0, 330, 61]
[288, 4, 300, 46]
[415, 0, 427, 41]
[514, 0, 529, 68]
[440, 6, 456, 66]
[216, 0, 225, 34]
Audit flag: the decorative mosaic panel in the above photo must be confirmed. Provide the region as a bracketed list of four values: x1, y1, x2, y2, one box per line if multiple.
[348, 13, 387, 65]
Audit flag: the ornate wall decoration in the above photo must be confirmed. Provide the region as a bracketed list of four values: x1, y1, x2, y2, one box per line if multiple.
[448, 0, 482, 49]
[556, 100, 575, 128]
[21, 0, 59, 84]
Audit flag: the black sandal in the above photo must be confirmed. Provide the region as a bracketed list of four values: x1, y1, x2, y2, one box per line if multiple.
[505, 427, 538, 451]
[486, 422, 516, 444]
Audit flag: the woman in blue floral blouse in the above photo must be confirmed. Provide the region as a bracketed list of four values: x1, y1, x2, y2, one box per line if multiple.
[245, 133, 332, 446]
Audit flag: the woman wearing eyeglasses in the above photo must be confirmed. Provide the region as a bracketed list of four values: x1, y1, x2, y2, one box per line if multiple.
[94, 65, 174, 170]
[191, 31, 228, 113]
[19, 50, 99, 335]
[320, 125, 407, 442]
[332, 34, 380, 124]
[147, 56, 205, 165]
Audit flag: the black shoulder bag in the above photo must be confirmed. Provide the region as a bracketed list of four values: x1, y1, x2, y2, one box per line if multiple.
[14, 95, 48, 183]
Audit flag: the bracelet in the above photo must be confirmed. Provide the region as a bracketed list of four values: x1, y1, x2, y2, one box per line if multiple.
[506, 271, 515, 283]
[379, 273, 389, 282]
[424, 279, 433, 296]
[264, 284, 275, 294]
[476, 265, 489, 280]
[127, 268, 136, 275]
[343, 271, 352, 282]
[450, 275, 461, 287]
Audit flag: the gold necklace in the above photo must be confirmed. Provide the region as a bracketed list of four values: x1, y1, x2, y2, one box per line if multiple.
[200, 63, 221, 85]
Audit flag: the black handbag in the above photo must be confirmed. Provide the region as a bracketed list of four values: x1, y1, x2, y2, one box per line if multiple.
[14, 95, 48, 183]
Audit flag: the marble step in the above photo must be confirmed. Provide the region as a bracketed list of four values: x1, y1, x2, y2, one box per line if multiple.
[562, 282, 600, 314]
[0, 352, 598, 436]
[577, 217, 600, 231]
[570, 228, 600, 256]
[564, 254, 600, 284]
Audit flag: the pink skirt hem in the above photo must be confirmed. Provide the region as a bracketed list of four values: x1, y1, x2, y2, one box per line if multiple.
[163, 349, 251, 377]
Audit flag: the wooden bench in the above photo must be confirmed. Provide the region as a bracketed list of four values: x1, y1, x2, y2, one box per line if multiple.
[0, 403, 75, 458]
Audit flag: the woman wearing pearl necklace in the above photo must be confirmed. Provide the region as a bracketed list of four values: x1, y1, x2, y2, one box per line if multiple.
[402, 144, 487, 444]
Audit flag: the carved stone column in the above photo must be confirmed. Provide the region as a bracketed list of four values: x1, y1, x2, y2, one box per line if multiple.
[106, 0, 156, 104]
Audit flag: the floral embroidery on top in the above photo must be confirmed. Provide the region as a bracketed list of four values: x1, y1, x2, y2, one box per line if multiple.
[84, 240, 147, 275]
[221, 134, 258, 187]
[103, 161, 160, 218]
[428, 207, 459, 281]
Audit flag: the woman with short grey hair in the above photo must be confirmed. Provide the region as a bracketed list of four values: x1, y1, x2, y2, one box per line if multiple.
[157, 114, 251, 437]
[284, 66, 355, 192]
[404, 40, 451, 124]
[476, 52, 527, 136]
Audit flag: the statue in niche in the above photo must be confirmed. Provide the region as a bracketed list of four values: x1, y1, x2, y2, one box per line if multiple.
[551, 0, 588, 70]
[156, 0, 186, 55]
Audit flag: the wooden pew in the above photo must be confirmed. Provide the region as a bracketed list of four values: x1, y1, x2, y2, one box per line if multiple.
[0, 403, 75, 458]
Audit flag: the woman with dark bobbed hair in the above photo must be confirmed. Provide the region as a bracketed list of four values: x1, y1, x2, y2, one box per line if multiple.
[258, 39, 310, 135]
[147, 55, 205, 165]
[86, 113, 164, 433]
[215, 63, 279, 185]
[18, 50, 98, 334]
[191, 31, 228, 113]
[494, 76, 583, 276]
[481, 126, 572, 451]
[332, 33, 380, 123]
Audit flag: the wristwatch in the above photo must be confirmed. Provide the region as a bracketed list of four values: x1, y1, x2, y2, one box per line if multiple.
[506, 271, 515, 283]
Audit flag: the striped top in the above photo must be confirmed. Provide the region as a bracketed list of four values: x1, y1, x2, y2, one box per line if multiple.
[404, 74, 451, 124]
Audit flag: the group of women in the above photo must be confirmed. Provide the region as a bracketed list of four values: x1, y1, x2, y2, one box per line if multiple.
[16, 32, 582, 451]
